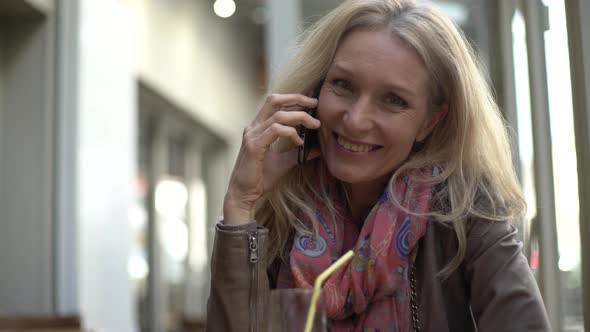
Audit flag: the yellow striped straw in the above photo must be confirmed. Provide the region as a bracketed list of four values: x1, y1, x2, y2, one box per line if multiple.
[304, 250, 355, 332]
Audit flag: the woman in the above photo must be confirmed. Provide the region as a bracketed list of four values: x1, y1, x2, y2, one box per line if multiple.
[207, 0, 550, 331]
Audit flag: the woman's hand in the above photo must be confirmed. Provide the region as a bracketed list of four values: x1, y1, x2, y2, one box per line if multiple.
[223, 93, 321, 225]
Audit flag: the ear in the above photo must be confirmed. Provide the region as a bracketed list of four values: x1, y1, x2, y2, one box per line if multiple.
[416, 103, 448, 142]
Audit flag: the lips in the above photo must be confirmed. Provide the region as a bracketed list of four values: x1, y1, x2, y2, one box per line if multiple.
[334, 132, 382, 152]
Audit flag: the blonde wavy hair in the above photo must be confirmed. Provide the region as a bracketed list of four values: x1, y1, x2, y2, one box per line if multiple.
[256, 0, 525, 277]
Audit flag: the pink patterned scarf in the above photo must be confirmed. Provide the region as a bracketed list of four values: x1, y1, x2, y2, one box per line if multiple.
[277, 166, 435, 331]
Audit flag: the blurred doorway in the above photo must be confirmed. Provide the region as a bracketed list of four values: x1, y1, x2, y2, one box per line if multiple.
[135, 81, 226, 332]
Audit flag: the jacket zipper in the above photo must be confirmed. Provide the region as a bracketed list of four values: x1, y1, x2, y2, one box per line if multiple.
[248, 231, 259, 332]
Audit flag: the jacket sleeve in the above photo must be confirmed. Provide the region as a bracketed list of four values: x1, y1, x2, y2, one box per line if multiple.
[463, 220, 551, 331]
[206, 222, 270, 332]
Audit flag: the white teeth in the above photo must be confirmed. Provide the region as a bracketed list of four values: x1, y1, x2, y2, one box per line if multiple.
[336, 135, 375, 152]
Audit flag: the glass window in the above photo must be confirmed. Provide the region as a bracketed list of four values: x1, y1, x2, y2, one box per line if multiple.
[512, 9, 538, 269]
[542, 0, 584, 330]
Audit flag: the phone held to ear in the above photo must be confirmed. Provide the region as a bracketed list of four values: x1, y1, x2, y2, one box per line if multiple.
[297, 108, 318, 165]
[298, 82, 322, 166]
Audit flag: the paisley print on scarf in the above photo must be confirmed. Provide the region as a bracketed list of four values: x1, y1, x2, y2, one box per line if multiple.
[395, 215, 412, 258]
[294, 232, 328, 258]
[277, 165, 435, 331]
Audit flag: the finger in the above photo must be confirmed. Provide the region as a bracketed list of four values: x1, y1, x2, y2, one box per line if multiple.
[255, 93, 318, 123]
[254, 110, 320, 134]
[272, 145, 321, 175]
[257, 123, 303, 148]
[278, 104, 312, 112]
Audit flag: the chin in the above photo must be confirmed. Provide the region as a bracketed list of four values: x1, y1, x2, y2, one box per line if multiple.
[323, 160, 383, 185]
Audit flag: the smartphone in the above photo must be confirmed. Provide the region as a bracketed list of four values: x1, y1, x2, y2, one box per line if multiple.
[298, 82, 322, 166]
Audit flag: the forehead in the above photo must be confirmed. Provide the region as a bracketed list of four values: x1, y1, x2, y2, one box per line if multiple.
[331, 28, 429, 94]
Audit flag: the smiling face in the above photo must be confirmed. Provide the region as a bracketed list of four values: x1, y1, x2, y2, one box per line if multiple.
[318, 28, 442, 197]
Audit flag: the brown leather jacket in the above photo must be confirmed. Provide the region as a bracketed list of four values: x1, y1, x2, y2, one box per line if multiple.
[207, 219, 551, 331]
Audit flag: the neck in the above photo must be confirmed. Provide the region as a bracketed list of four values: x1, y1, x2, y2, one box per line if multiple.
[343, 177, 390, 221]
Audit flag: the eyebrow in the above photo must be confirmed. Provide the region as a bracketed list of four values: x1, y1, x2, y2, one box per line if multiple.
[330, 62, 417, 98]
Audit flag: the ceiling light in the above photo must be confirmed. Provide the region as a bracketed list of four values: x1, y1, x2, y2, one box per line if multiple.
[214, 0, 236, 18]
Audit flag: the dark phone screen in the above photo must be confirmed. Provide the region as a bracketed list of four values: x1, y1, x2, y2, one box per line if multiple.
[298, 82, 323, 165]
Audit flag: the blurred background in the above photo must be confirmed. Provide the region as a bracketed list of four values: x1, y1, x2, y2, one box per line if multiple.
[0, 0, 588, 331]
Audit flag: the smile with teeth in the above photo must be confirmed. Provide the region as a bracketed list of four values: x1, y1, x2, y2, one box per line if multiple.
[336, 134, 381, 152]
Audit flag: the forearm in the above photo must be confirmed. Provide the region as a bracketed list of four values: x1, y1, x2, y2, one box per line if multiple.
[207, 222, 270, 332]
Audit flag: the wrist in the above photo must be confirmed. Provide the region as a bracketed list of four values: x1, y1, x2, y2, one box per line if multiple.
[223, 195, 255, 226]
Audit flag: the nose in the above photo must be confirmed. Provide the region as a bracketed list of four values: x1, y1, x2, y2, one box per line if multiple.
[342, 95, 374, 133]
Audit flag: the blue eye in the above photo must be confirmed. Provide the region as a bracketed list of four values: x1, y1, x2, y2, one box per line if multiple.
[384, 94, 408, 108]
[331, 79, 352, 93]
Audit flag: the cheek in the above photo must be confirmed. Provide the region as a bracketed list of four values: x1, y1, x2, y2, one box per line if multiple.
[317, 95, 340, 124]
[383, 117, 425, 145]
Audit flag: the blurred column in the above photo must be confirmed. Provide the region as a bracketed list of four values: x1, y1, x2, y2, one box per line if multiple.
[496, 1, 520, 180]
[77, 0, 137, 330]
[488, 0, 533, 250]
[483, 0, 522, 196]
[522, 1, 561, 330]
[184, 134, 207, 320]
[265, 0, 302, 83]
[147, 119, 168, 332]
[0, 0, 57, 314]
[566, 1, 590, 330]
[55, 0, 80, 313]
